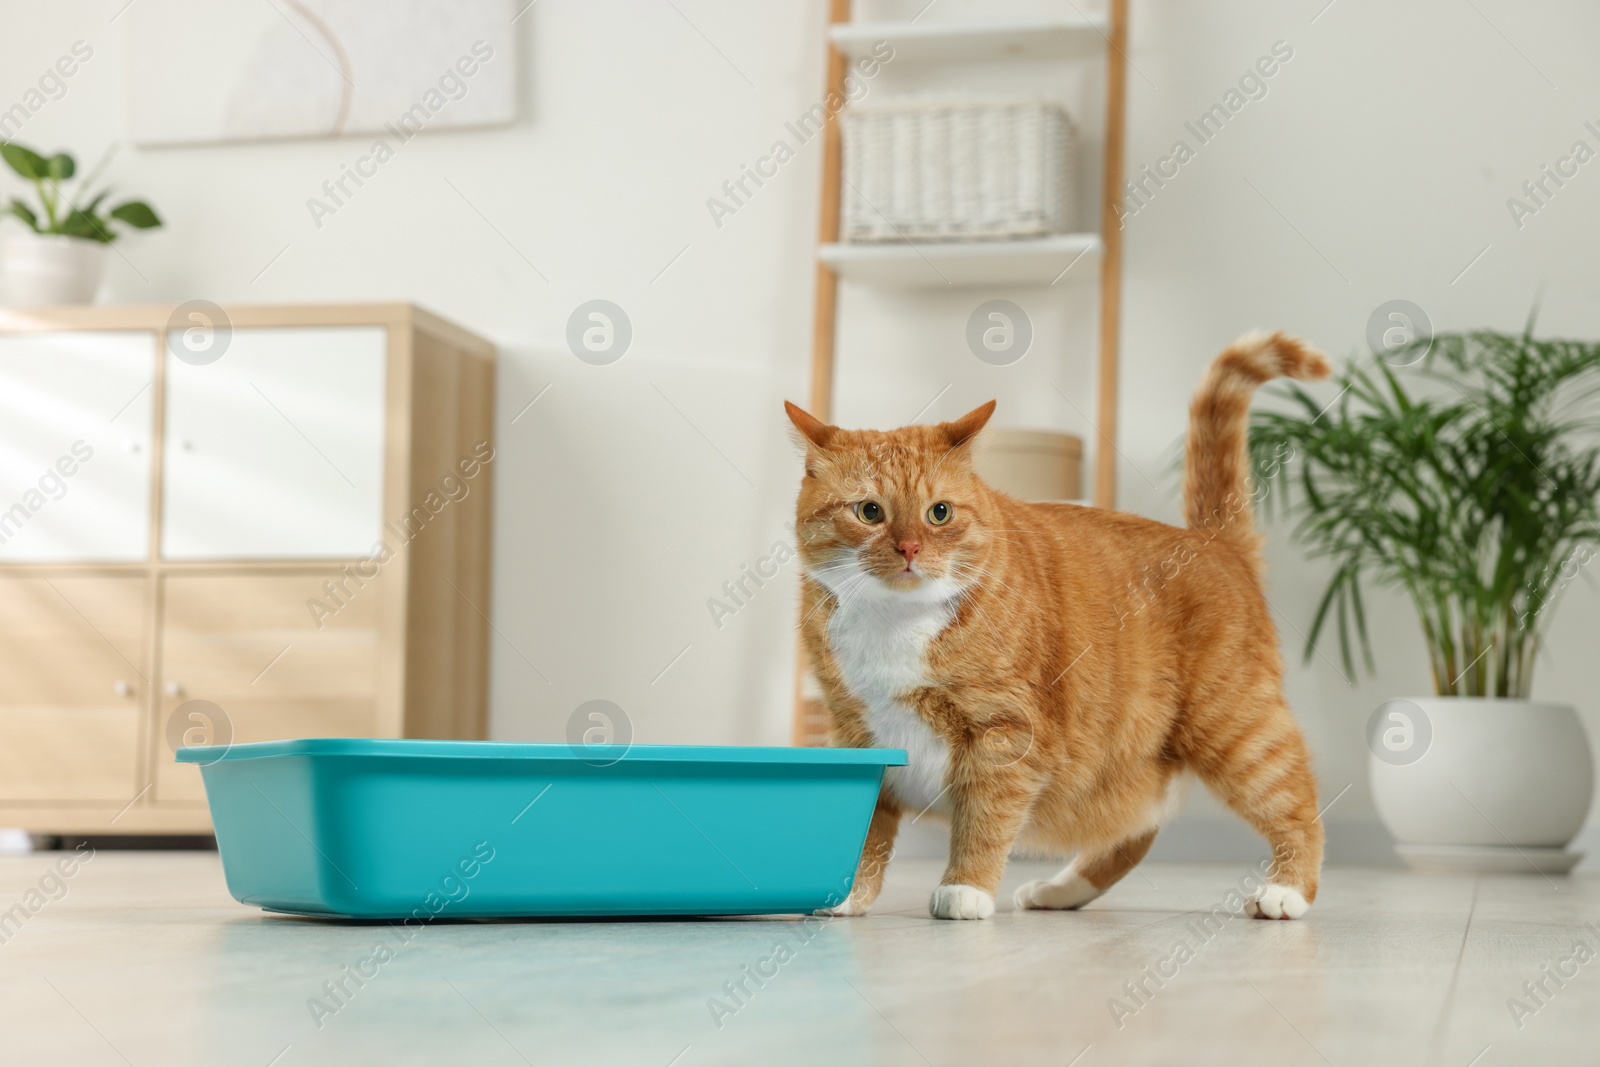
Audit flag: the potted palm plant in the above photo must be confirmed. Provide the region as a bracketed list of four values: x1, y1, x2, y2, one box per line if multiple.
[1, 143, 161, 306]
[1250, 326, 1600, 873]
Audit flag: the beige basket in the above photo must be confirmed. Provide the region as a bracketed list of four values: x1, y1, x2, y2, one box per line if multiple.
[841, 97, 1078, 242]
[973, 429, 1083, 501]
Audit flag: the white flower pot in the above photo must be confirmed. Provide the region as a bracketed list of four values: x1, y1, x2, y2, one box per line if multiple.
[1, 231, 107, 306]
[1369, 697, 1594, 873]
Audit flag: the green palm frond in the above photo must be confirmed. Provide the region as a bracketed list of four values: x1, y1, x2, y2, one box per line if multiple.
[1246, 328, 1600, 698]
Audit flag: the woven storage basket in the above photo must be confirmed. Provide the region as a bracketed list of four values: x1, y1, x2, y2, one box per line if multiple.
[841, 97, 1077, 242]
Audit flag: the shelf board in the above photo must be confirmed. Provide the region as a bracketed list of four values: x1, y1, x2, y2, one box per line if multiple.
[819, 234, 1102, 289]
[830, 17, 1108, 65]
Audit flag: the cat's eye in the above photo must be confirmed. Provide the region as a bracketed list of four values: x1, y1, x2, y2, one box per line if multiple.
[853, 500, 885, 524]
[927, 502, 952, 525]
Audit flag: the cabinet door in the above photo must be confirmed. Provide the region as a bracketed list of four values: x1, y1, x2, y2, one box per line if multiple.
[0, 332, 155, 562]
[155, 572, 380, 802]
[161, 326, 387, 560]
[0, 575, 146, 802]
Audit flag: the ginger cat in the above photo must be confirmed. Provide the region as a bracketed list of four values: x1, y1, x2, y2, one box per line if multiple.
[786, 332, 1328, 921]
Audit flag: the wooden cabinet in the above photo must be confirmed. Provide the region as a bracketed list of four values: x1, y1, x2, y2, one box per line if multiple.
[0, 574, 147, 802]
[0, 332, 155, 562]
[161, 326, 388, 560]
[0, 305, 495, 834]
[154, 572, 382, 803]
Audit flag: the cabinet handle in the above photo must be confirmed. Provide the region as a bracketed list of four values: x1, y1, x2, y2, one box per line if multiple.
[113, 680, 132, 698]
[165, 680, 183, 697]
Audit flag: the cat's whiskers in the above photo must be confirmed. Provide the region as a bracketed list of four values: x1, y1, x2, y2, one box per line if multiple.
[954, 561, 1020, 600]
[965, 572, 1026, 631]
[806, 559, 863, 582]
[802, 548, 876, 588]
[944, 563, 1010, 648]
[831, 570, 892, 627]
[798, 567, 872, 628]
[946, 560, 1025, 643]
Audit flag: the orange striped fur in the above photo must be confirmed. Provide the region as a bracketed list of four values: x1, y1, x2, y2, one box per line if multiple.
[787, 331, 1330, 921]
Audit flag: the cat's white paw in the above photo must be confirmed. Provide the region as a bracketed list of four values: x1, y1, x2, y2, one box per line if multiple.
[1014, 873, 1101, 911]
[929, 884, 994, 920]
[816, 896, 870, 917]
[1244, 883, 1309, 920]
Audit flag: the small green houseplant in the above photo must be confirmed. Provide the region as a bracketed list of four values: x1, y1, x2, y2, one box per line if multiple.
[1248, 325, 1600, 871]
[1250, 327, 1600, 697]
[2, 143, 161, 242]
[1, 142, 162, 305]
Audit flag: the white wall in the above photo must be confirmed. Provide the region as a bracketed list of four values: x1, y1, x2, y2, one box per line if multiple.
[1118, 0, 1600, 866]
[0, 0, 832, 761]
[4, 0, 1597, 864]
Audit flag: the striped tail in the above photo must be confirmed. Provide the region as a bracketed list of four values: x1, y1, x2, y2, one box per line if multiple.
[1184, 331, 1329, 571]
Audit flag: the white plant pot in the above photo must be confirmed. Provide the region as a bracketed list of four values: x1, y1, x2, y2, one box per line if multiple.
[0, 231, 107, 306]
[1369, 697, 1594, 874]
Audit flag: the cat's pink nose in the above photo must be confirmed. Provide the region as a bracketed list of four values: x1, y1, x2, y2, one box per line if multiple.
[898, 540, 921, 563]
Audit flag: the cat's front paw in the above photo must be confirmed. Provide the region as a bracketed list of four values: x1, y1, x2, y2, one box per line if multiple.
[929, 884, 994, 920]
[816, 896, 871, 917]
[1244, 883, 1309, 920]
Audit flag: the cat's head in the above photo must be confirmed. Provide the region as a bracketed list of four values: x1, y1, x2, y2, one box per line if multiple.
[785, 400, 998, 600]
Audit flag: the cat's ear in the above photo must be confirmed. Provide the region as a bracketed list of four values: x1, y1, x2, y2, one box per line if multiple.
[784, 401, 837, 449]
[939, 401, 996, 448]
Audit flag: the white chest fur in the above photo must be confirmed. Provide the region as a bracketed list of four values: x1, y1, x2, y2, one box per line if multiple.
[825, 583, 957, 815]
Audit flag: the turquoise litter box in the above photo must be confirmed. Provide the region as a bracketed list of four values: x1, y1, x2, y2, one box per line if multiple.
[177, 738, 906, 919]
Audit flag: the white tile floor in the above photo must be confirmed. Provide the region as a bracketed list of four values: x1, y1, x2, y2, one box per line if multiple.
[1, 851, 1596, 1066]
